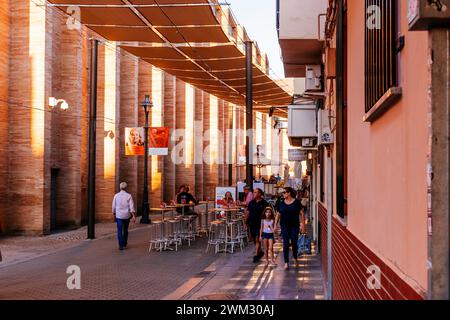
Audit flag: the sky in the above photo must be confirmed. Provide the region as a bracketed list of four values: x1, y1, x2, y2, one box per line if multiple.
[226, 0, 285, 79]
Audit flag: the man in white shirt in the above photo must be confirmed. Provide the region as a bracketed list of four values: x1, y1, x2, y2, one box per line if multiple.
[112, 182, 136, 250]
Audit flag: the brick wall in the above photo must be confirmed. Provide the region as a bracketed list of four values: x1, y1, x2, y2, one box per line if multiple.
[163, 73, 176, 202]
[318, 202, 423, 300]
[0, 0, 9, 233]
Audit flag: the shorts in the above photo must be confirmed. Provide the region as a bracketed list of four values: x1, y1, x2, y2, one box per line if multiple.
[261, 232, 274, 240]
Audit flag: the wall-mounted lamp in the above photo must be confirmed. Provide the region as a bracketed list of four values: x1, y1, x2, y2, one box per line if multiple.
[49, 97, 69, 111]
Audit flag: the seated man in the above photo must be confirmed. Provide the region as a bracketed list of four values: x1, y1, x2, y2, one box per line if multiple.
[176, 185, 198, 215]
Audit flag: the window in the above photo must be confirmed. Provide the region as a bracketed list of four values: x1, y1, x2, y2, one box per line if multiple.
[364, 0, 400, 119]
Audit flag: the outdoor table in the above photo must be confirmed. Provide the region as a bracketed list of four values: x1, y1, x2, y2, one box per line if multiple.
[150, 207, 176, 222]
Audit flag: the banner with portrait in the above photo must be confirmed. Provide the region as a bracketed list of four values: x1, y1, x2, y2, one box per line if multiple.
[125, 127, 145, 156]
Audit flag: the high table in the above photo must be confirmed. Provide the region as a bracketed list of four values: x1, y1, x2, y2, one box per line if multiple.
[212, 207, 242, 253]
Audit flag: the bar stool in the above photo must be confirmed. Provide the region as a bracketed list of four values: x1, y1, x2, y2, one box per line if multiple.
[226, 219, 244, 253]
[149, 222, 165, 252]
[167, 219, 182, 251]
[206, 220, 226, 254]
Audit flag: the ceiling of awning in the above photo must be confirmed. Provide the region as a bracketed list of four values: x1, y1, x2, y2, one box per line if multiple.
[48, 0, 293, 107]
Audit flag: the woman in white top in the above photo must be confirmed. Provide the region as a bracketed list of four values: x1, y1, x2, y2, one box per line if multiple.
[260, 207, 276, 266]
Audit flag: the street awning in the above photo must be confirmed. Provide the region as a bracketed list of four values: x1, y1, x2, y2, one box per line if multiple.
[48, 0, 292, 107]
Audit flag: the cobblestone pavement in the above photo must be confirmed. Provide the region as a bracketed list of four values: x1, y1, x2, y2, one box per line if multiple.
[0, 224, 222, 300]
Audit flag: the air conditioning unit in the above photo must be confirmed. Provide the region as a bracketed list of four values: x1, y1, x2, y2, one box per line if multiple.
[305, 65, 322, 91]
[288, 104, 317, 147]
[318, 109, 334, 145]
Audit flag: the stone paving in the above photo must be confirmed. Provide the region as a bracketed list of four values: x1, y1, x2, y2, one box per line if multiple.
[0, 212, 325, 301]
[182, 237, 325, 301]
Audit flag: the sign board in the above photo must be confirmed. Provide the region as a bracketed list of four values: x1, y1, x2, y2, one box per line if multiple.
[149, 127, 169, 156]
[215, 187, 237, 208]
[125, 127, 145, 156]
[408, 0, 450, 30]
[288, 149, 308, 161]
[253, 182, 265, 193]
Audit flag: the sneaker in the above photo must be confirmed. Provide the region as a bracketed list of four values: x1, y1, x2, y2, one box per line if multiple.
[295, 259, 300, 267]
[284, 263, 289, 270]
[119, 247, 124, 251]
[253, 255, 259, 263]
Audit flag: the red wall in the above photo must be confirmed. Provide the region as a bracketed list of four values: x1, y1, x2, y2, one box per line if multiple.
[319, 203, 423, 300]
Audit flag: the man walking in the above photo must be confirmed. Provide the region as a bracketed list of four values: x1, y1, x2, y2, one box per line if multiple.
[247, 188, 269, 263]
[112, 182, 136, 250]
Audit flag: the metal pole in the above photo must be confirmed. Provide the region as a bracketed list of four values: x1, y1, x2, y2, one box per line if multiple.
[141, 95, 151, 224]
[87, 39, 98, 240]
[245, 41, 254, 190]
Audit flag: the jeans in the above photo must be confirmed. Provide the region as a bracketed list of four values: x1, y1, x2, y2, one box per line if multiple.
[116, 218, 130, 248]
[281, 226, 299, 263]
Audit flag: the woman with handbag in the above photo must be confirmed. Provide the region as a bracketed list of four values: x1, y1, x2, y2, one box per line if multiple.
[275, 187, 305, 270]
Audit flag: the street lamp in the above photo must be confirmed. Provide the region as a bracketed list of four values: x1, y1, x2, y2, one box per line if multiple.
[140, 95, 152, 224]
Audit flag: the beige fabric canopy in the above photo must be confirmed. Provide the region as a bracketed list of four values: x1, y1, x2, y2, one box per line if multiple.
[48, 0, 293, 107]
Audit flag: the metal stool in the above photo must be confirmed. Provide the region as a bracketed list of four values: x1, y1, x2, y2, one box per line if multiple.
[206, 220, 226, 254]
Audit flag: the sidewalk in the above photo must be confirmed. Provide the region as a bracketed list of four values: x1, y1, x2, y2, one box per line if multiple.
[173, 236, 326, 300]
[0, 218, 153, 267]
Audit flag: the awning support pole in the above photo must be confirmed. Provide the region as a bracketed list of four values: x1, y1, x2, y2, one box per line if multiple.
[87, 39, 98, 240]
[245, 41, 253, 190]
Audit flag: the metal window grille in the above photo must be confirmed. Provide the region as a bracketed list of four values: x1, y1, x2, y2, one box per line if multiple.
[365, 0, 397, 113]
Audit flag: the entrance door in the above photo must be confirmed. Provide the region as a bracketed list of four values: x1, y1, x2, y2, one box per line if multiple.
[50, 168, 60, 231]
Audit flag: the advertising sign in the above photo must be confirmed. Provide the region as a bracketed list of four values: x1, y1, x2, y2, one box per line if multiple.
[125, 127, 145, 156]
[288, 149, 308, 161]
[215, 187, 237, 208]
[149, 127, 169, 156]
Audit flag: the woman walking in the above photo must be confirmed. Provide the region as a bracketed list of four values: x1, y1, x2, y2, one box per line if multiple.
[276, 187, 305, 270]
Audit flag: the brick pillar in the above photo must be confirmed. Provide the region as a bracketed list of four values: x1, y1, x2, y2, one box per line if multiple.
[203, 94, 219, 200]
[194, 88, 204, 200]
[0, 1, 9, 233]
[218, 99, 225, 186]
[223, 101, 230, 186]
[137, 60, 152, 214]
[119, 51, 139, 206]
[95, 41, 120, 222]
[8, 0, 51, 234]
[163, 72, 176, 202]
[49, 10, 83, 228]
[238, 106, 246, 182]
[149, 66, 164, 205]
[175, 79, 195, 192]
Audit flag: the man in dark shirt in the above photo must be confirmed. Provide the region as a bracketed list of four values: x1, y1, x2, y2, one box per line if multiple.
[247, 188, 269, 262]
[176, 185, 198, 215]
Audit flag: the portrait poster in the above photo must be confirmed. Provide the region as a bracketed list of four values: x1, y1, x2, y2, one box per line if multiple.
[125, 127, 145, 156]
[215, 187, 237, 209]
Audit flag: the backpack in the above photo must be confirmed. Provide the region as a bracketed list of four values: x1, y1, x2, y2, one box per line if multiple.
[298, 234, 311, 255]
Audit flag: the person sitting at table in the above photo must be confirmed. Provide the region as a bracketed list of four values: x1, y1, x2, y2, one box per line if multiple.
[176, 184, 198, 215]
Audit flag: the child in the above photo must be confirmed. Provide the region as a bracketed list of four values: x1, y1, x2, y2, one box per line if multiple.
[260, 207, 276, 266]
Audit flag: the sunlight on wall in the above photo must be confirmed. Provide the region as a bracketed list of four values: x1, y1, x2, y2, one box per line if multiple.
[29, 1, 46, 158]
[151, 67, 163, 192]
[184, 84, 194, 167]
[255, 112, 263, 146]
[104, 42, 116, 179]
[265, 114, 272, 176]
[209, 95, 219, 167]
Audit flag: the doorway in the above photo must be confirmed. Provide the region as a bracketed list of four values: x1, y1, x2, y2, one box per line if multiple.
[50, 168, 60, 231]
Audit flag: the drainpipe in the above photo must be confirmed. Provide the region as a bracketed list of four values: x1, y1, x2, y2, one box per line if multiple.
[428, 28, 449, 300]
[326, 148, 333, 300]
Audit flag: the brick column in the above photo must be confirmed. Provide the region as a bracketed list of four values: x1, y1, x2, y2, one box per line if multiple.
[49, 10, 84, 228]
[194, 88, 204, 200]
[149, 66, 164, 205]
[175, 79, 195, 192]
[163, 72, 176, 202]
[95, 41, 120, 222]
[8, 0, 52, 234]
[0, 1, 9, 233]
[218, 99, 225, 186]
[119, 51, 139, 206]
[203, 93, 219, 199]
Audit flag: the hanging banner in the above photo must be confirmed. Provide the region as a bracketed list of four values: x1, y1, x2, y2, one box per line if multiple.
[149, 127, 169, 156]
[125, 127, 145, 156]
